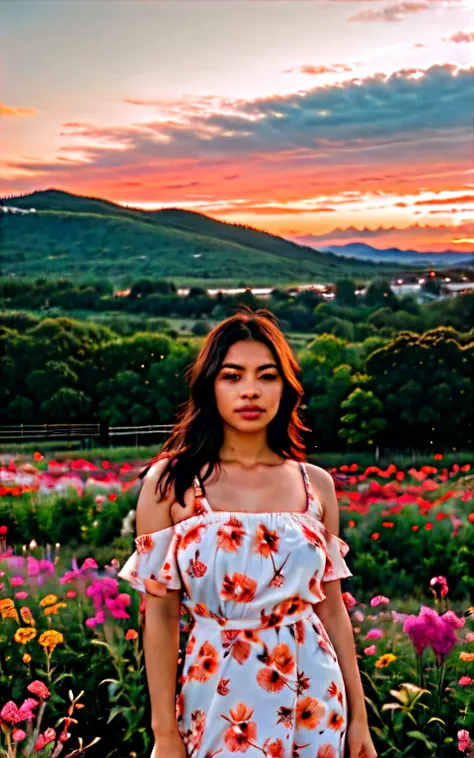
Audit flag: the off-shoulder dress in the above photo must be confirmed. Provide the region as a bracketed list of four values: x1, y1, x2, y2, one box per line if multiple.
[118, 461, 353, 758]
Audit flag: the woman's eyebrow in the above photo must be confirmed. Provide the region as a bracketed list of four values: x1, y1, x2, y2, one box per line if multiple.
[220, 362, 279, 371]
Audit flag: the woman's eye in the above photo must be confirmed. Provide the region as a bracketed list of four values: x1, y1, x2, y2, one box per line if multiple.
[223, 373, 278, 381]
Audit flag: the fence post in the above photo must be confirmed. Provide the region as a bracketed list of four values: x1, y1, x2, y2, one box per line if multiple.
[99, 421, 109, 448]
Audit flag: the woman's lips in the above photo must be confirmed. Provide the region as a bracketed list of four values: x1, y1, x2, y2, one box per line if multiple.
[236, 409, 264, 419]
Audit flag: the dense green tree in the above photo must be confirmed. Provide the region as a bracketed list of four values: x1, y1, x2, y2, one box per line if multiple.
[339, 387, 386, 447]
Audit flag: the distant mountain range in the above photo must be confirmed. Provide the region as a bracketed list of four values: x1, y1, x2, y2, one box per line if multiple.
[288, 238, 474, 267]
[1, 189, 471, 284]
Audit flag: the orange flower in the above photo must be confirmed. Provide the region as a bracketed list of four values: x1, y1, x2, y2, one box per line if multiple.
[135, 534, 154, 555]
[253, 523, 280, 558]
[125, 629, 139, 640]
[14, 628, 37, 644]
[256, 666, 287, 693]
[223, 703, 257, 752]
[188, 641, 220, 682]
[217, 518, 247, 552]
[181, 524, 206, 550]
[295, 696, 326, 730]
[327, 710, 344, 730]
[22, 653, 32, 664]
[220, 572, 257, 603]
[38, 630, 63, 653]
[268, 643, 295, 675]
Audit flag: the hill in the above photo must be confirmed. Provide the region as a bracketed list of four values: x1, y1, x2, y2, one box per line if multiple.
[0, 188, 414, 284]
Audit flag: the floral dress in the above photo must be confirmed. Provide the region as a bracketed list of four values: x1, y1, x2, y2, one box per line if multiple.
[118, 461, 353, 758]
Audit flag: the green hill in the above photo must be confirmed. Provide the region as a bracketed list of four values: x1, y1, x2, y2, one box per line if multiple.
[0, 188, 402, 284]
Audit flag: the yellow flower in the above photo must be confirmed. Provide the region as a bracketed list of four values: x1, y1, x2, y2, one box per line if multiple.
[22, 653, 32, 663]
[39, 594, 58, 607]
[14, 627, 37, 644]
[0, 598, 14, 611]
[38, 630, 64, 652]
[375, 653, 397, 668]
[44, 603, 67, 616]
[2, 607, 19, 623]
[459, 651, 474, 662]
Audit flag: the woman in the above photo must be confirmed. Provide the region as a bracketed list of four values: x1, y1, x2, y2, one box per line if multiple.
[118, 308, 377, 758]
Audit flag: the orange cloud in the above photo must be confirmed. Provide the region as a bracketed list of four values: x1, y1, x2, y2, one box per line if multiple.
[445, 29, 474, 43]
[0, 102, 37, 117]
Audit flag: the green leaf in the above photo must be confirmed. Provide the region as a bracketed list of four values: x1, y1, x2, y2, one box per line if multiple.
[107, 705, 127, 725]
[406, 731, 435, 749]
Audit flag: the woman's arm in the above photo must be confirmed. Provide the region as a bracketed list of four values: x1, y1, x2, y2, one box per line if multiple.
[307, 466, 369, 725]
[135, 460, 183, 745]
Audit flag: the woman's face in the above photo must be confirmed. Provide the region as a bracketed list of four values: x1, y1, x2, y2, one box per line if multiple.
[214, 340, 284, 432]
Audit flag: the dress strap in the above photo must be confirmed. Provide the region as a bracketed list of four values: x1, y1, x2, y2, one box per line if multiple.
[299, 461, 324, 519]
[192, 474, 214, 516]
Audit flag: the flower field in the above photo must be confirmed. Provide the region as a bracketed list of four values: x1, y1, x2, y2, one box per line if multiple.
[0, 453, 473, 757]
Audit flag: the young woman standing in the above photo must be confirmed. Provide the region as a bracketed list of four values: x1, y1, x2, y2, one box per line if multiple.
[119, 308, 377, 758]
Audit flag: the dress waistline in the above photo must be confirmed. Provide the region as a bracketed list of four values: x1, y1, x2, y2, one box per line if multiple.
[190, 604, 315, 631]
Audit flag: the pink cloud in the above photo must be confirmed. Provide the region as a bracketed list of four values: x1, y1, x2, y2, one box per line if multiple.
[445, 29, 474, 42]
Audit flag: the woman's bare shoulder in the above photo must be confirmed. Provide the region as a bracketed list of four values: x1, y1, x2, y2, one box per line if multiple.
[135, 458, 176, 536]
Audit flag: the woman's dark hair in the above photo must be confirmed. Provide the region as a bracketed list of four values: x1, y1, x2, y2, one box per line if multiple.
[138, 306, 311, 508]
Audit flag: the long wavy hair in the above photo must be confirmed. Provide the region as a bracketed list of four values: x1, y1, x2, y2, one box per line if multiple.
[137, 307, 311, 508]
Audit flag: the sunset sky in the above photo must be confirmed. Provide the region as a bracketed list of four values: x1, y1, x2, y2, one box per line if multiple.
[1, 0, 473, 252]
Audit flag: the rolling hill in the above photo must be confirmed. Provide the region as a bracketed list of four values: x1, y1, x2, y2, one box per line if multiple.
[0, 188, 417, 284]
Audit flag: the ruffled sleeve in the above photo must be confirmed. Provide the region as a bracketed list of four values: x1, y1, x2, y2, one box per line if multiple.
[118, 526, 182, 597]
[322, 529, 353, 583]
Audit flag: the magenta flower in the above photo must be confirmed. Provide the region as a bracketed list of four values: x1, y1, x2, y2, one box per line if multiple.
[404, 605, 465, 663]
[459, 676, 473, 686]
[430, 575, 449, 599]
[365, 628, 384, 640]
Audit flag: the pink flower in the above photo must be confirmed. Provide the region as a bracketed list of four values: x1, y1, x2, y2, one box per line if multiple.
[12, 727, 27, 742]
[365, 628, 384, 640]
[404, 606, 465, 663]
[364, 645, 377, 655]
[458, 729, 472, 753]
[27, 681, 51, 699]
[466, 632, 474, 643]
[17, 698, 38, 721]
[15, 591, 28, 599]
[430, 575, 449, 598]
[34, 728, 56, 751]
[370, 595, 390, 607]
[11, 576, 24, 586]
[459, 676, 473, 687]
[0, 702, 21, 724]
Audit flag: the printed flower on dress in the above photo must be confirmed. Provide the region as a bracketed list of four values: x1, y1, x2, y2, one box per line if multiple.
[221, 572, 258, 603]
[222, 703, 258, 752]
[296, 696, 326, 730]
[188, 640, 220, 682]
[217, 517, 247, 552]
[135, 534, 154, 554]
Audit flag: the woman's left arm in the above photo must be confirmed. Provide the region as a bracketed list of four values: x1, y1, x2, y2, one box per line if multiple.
[308, 466, 377, 758]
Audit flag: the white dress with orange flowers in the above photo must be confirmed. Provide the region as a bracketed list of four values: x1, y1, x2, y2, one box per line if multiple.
[118, 461, 353, 758]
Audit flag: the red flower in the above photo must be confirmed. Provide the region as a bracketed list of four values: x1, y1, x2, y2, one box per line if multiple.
[27, 681, 51, 699]
[0, 525, 7, 535]
[108, 493, 118, 502]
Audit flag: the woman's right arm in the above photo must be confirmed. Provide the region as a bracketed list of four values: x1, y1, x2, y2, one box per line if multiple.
[135, 459, 186, 756]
